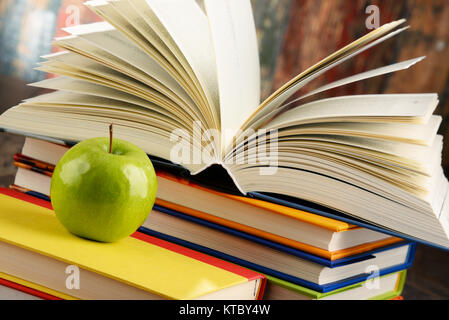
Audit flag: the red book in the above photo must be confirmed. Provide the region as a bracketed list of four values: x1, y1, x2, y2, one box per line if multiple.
[0, 277, 62, 300]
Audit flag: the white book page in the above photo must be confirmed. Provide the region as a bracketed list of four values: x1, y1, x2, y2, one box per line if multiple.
[142, 0, 220, 129]
[39, 52, 168, 101]
[53, 36, 159, 88]
[267, 55, 422, 119]
[109, 0, 192, 90]
[226, 94, 439, 161]
[298, 57, 424, 101]
[266, 94, 439, 128]
[62, 23, 196, 112]
[268, 116, 442, 146]
[204, 0, 260, 155]
[239, 20, 406, 132]
[85, 0, 199, 115]
[1, 106, 209, 174]
[30, 77, 195, 127]
[38, 53, 187, 116]
[247, 56, 424, 131]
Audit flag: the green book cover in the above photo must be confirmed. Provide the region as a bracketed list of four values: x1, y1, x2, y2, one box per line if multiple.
[265, 270, 406, 300]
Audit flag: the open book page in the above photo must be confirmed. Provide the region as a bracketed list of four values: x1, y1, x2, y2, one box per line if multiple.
[52, 35, 185, 104]
[29, 77, 195, 129]
[37, 52, 196, 123]
[21, 91, 181, 131]
[264, 94, 438, 126]
[86, 0, 219, 132]
[62, 22, 193, 100]
[226, 94, 439, 168]
[230, 129, 443, 197]
[134, 0, 220, 130]
[60, 22, 203, 123]
[0, 104, 206, 174]
[265, 116, 442, 146]
[237, 139, 442, 203]
[204, 0, 260, 156]
[231, 166, 449, 248]
[108, 0, 213, 121]
[296, 55, 420, 101]
[84, 0, 187, 89]
[248, 55, 424, 131]
[233, 20, 407, 137]
[38, 52, 178, 108]
[225, 92, 443, 212]
[84, 0, 221, 162]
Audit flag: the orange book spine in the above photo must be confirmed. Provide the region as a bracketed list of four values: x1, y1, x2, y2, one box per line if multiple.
[156, 171, 354, 232]
[155, 198, 402, 260]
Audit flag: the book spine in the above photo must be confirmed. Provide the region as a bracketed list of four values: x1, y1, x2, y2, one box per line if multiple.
[0, 277, 62, 300]
[138, 225, 414, 293]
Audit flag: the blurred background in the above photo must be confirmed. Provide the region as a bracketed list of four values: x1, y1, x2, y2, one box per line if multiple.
[0, 0, 448, 299]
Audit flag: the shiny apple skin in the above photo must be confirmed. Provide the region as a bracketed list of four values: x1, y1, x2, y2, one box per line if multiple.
[50, 137, 158, 242]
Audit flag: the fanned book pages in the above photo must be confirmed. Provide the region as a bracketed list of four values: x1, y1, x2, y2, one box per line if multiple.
[1, 0, 449, 248]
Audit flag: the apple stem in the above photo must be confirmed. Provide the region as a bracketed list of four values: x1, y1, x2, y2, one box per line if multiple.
[109, 123, 113, 154]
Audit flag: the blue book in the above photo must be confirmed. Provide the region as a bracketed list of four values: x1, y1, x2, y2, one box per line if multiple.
[139, 204, 416, 293]
[153, 205, 406, 268]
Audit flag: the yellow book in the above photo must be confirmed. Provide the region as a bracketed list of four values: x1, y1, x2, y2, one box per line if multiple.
[0, 272, 77, 300]
[0, 189, 265, 300]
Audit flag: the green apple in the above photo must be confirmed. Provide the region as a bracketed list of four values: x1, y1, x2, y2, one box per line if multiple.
[50, 134, 158, 243]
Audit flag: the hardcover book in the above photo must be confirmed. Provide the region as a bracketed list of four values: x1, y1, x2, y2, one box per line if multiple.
[0, 274, 63, 300]
[138, 205, 415, 292]
[0, 188, 266, 300]
[263, 270, 407, 300]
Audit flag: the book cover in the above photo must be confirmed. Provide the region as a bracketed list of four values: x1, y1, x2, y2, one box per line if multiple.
[0, 188, 266, 300]
[137, 219, 415, 293]
[264, 270, 407, 300]
[152, 204, 407, 268]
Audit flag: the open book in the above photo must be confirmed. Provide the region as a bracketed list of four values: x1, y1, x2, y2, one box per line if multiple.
[1, 0, 448, 248]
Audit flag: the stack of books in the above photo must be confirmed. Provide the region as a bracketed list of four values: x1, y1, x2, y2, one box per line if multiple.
[4, 137, 412, 300]
[0, 0, 448, 300]
[0, 173, 266, 300]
